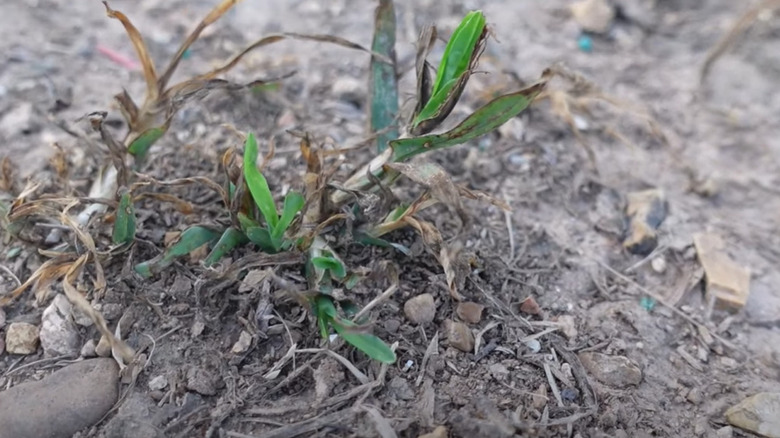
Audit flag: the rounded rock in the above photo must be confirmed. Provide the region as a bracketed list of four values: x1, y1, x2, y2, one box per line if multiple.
[0, 358, 119, 437]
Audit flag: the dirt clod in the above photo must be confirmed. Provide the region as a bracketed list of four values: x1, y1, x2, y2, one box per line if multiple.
[623, 189, 668, 256]
[388, 376, 415, 401]
[579, 352, 642, 388]
[186, 366, 221, 396]
[725, 392, 780, 438]
[444, 319, 474, 352]
[5, 322, 39, 355]
[456, 301, 484, 324]
[404, 293, 436, 324]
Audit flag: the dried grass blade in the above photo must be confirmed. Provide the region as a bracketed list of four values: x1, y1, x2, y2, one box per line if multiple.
[103, 1, 158, 100]
[63, 255, 135, 365]
[158, 0, 244, 91]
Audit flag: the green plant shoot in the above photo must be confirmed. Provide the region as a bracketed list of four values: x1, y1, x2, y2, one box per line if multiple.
[412, 11, 486, 129]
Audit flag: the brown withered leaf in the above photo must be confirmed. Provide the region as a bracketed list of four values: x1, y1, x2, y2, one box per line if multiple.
[0, 157, 16, 193]
[0, 254, 76, 306]
[132, 192, 194, 215]
[157, 0, 243, 92]
[412, 25, 437, 123]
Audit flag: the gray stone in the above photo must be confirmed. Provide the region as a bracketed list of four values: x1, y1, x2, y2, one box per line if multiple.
[0, 358, 119, 438]
[102, 392, 164, 438]
[80, 339, 97, 358]
[726, 393, 780, 438]
[5, 322, 39, 355]
[0, 102, 39, 136]
[0, 308, 6, 328]
[40, 294, 80, 357]
[579, 352, 642, 388]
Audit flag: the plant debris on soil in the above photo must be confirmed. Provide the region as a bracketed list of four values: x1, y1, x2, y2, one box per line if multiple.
[2, 1, 780, 438]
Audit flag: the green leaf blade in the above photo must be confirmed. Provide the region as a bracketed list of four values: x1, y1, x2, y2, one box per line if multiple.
[243, 133, 279, 229]
[370, 0, 399, 153]
[432, 11, 485, 96]
[311, 256, 347, 280]
[204, 227, 249, 266]
[112, 192, 136, 245]
[392, 79, 547, 162]
[333, 319, 396, 364]
[272, 191, 304, 241]
[134, 226, 220, 278]
[246, 226, 277, 253]
[127, 126, 167, 160]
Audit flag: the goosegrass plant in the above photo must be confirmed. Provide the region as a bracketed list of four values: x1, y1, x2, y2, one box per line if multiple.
[3, 1, 549, 365]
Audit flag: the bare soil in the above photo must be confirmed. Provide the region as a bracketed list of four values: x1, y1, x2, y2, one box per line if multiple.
[1, 1, 780, 437]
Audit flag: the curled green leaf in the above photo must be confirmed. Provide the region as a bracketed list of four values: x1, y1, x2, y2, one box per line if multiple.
[411, 10, 486, 134]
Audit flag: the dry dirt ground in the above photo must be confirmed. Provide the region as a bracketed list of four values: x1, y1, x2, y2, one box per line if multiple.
[1, 0, 780, 437]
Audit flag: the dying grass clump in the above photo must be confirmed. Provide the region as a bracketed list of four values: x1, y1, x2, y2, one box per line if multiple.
[1, 1, 549, 364]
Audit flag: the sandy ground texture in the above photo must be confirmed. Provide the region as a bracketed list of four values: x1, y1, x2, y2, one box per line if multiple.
[1, 0, 780, 437]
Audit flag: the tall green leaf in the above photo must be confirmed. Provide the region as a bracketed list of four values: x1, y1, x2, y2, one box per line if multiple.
[243, 133, 279, 229]
[369, 0, 399, 152]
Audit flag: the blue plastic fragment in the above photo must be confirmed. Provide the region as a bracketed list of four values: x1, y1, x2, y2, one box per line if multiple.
[578, 34, 593, 53]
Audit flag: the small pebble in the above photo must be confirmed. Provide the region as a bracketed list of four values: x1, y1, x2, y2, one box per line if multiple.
[148, 375, 169, 391]
[651, 256, 667, 273]
[524, 339, 541, 353]
[418, 426, 448, 438]
[519, 296, 542, 315]
[0, 308, 6, 328]
[561, 387, 579, 402]
[404, 293, 436, 325]
[231, 331, 252, 354]
[383, 318, 401, 334]
[80, 339, 97, 358]
[444, 319, 474, 352]
[456, 302, 484, 324]
[6, 322, 39, 355]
